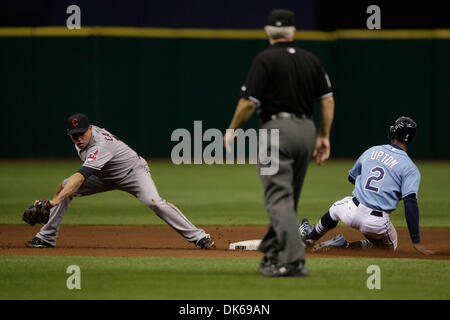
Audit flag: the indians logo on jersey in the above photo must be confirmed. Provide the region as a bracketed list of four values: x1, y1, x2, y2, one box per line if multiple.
[87, 150, 98, 162]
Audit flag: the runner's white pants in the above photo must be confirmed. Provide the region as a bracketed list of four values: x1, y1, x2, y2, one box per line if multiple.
[328, 196, 398, 250]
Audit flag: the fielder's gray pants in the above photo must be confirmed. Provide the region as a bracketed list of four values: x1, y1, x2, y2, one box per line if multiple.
[36, 158, 208, 246]
[258, 117, 316, 266]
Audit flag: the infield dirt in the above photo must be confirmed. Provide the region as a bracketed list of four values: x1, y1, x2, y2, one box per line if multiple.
[0, 225, 449, 260]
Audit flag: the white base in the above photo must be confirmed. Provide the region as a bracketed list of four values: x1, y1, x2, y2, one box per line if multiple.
[229, 239, 261, 251]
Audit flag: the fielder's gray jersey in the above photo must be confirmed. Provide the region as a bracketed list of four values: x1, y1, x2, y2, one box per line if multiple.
[76, 125, 140, 180]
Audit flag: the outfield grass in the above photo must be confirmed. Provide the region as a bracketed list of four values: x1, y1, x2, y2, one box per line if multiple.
[0, 255, 448, 300]
[0, 160, 449, 227]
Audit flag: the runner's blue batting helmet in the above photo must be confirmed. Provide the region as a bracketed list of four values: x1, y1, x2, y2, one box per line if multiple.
[388, 116, 417, 144]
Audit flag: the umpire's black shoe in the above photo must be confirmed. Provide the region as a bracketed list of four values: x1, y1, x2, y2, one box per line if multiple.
[258, 256, 278, 274]
[260, 261, 309, 277]
[25, 237, 54, 248]
[195, 236, 215, 249]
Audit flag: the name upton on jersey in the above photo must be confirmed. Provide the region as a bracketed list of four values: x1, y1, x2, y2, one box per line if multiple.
[369, 150, 399, 168]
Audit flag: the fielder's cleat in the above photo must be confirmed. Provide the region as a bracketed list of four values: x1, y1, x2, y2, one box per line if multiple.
[260, 261, 309, 277]
[312, 234, 347, 252]
[298, 218, 314, 247]
[25, 237, 54, 248]
[195, 236, 215, 249]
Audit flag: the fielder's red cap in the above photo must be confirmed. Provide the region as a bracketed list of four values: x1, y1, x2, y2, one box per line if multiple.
[67, 113, 90, 135]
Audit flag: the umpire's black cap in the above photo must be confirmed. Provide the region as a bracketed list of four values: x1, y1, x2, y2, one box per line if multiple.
[267, 9, 295, 27]
[67, 113, 90, 135]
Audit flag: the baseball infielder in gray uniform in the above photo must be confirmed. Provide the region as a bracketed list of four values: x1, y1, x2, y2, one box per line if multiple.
[26, 113, 214, 249]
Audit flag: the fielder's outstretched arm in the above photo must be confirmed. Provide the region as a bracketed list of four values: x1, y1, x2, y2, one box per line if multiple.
[48, 172, 85, 207]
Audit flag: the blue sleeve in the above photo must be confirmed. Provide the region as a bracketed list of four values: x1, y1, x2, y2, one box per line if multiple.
[401, 168, 420, 198]
[348, 153, 364, 180]
[403, 194, 420, 243]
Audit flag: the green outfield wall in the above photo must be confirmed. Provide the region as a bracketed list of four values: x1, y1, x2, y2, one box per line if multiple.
[1, 29, 449, 158]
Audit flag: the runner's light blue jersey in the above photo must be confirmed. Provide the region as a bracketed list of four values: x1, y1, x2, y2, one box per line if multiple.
[349, 144, 420, 212]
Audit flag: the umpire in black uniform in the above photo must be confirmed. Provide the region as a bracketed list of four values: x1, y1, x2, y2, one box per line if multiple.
[225, 9, 334, 277]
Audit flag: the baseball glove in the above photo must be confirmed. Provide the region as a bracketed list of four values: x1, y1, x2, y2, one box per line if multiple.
[22, 199, 52, 226]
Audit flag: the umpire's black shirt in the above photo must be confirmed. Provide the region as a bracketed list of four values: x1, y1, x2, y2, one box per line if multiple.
[240, 41, 332, 124]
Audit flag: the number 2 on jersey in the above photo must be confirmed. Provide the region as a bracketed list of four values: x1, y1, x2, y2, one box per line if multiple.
[365, 166, 385, 192]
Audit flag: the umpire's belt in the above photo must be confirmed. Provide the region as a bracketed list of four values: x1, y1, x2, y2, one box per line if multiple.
[260, 112, 309, 126]
[271, 112, 309, 121]
[352, 197, 383, 217]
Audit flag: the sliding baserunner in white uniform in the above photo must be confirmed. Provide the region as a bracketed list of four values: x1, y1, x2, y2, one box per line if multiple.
[299, 116, 432, 255]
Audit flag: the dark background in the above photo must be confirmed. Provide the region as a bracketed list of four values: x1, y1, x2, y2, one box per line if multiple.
[1, 0, 449, 159]
[2, 0, 449, 29]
